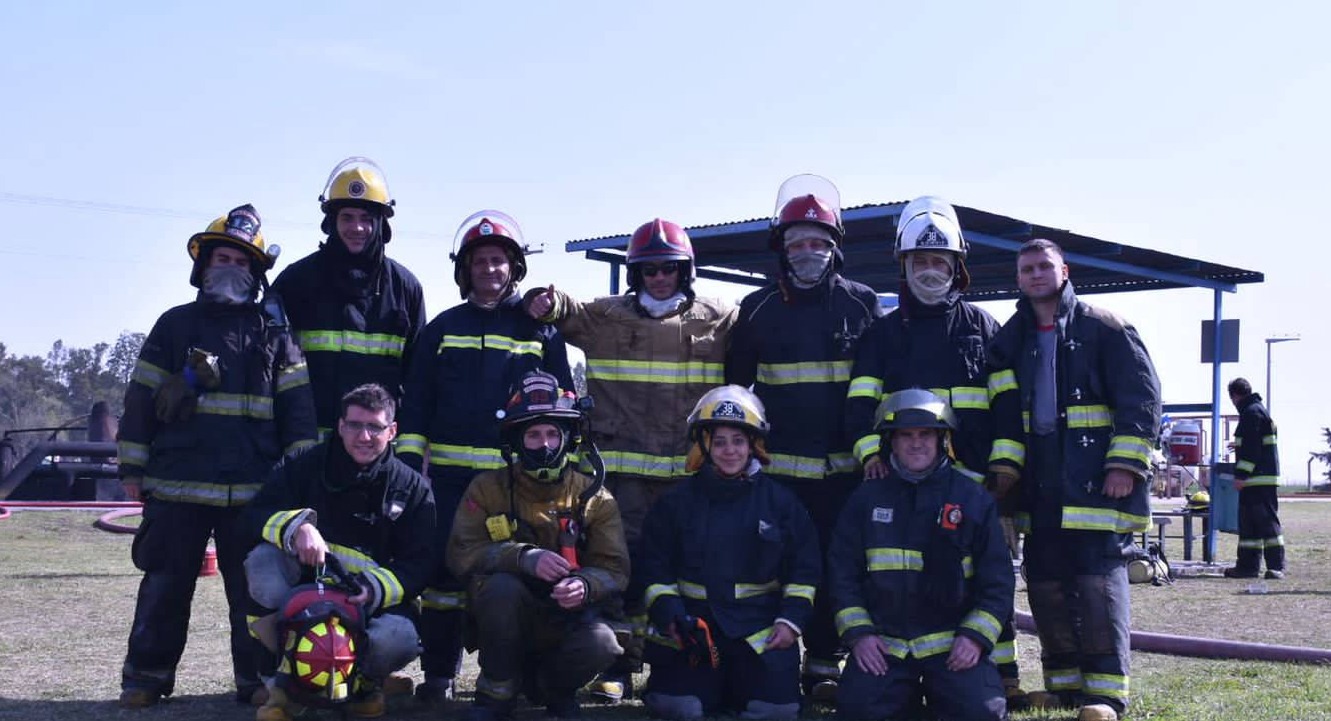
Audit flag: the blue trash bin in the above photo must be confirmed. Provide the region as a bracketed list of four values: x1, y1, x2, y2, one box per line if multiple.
[1210, 462, 1239, 534]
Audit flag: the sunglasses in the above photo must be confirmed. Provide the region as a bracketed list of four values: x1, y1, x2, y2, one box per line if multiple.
[639, 261, 680, 277]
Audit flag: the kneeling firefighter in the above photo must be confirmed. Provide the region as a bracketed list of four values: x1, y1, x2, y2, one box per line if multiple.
[446, 370, 629, 721]
[242, 383, 435, 721]
[828, 389, 1012, 721]
[638, 385, 822, 721]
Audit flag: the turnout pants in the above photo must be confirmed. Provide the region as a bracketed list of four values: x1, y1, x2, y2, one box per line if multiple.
[770, 471, 857, 684]
[1235, 485, 1285, 573]
[602, 472, 683, 675]
[837, 649, 1006, 721]
[419, 479, 469, 682]
[1024, 433, 1132, 714]
[643, 624, 800, 716]
[122, 499, 262, 696]
[469, 572, 621, 702]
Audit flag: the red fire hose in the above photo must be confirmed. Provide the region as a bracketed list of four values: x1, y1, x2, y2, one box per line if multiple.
[0, 501, 143, 534]
[1014, 610, 1331, 664]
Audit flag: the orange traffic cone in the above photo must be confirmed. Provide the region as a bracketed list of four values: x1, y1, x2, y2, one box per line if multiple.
[199, 545, 219, 577]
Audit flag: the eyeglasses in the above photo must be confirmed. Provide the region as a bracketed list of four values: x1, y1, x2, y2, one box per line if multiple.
[342, 420, 390, 437]
[639, 261, 680, 277]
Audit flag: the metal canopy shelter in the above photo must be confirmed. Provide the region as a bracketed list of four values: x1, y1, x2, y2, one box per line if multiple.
[566, 202, 1263, 299]
[565, 200, 1265, 561]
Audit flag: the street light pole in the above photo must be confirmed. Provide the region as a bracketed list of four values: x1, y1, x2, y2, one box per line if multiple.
[1264, 335, 1300, 413]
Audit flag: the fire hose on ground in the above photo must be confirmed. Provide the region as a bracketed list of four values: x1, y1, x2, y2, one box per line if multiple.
[1013, 610, 1331, 664]
[0, 500, 142, 534]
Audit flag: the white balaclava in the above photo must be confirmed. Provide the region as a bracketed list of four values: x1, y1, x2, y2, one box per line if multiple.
[905, 251, 956, 305]
[784, 225, 835, 288]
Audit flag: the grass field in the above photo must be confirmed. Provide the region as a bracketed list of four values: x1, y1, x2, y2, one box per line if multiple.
[1, 502, 1329, 721]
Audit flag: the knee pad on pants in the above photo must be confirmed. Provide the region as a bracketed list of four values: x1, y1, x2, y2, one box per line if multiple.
[361, 613, 421, 680]
[245, 544, 300, 609]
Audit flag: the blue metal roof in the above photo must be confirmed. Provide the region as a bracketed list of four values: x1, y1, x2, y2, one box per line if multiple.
[566, 202, 1264, 300]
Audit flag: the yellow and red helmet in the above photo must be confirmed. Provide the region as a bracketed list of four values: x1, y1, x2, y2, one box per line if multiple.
[186, 204, 278, 287]
[449, 209, 530, 297]
[289, 616, 357, 701]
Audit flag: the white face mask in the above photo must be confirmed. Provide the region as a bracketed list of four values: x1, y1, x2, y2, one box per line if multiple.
[202, 265, 256, 304]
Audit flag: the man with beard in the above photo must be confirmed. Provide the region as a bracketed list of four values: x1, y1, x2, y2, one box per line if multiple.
[988, 239, 1161, 721]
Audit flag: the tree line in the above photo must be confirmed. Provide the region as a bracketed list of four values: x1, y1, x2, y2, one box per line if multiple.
[0, 332, 145, 465]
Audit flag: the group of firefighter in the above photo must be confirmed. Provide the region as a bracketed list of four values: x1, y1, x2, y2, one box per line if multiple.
[113, 156, 1213, 721]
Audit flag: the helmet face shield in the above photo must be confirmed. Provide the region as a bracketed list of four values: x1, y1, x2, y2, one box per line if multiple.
[770, 174, 844, 251]
[450, 209, 531, 296]
[873, 388, 958, 433]
[319, 157, 395, 216]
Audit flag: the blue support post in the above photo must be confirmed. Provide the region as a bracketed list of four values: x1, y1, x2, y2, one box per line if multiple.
[610, 259, 621, 295]
[1207, 288, 1223, 563]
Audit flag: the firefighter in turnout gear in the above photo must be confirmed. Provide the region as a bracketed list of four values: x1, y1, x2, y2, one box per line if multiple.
[1223, 377, 1286, 580]
[843, 196, 1026, 708]
[118, 205, 317, 709]
[828, 389, 1011, 721]
[988, 239, 1161, 721]
[525, 218, 738, 701]
[447, 371, 628, 721]
[271, 156, 426, 437]
[725, 174, 883, 700]
[242, 384, 435, 721]
[637, 385, 821, 721]
[398, 211, 573, 703]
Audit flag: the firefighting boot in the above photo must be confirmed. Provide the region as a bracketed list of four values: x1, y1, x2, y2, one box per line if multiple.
[381, 671, 414, 697]
[1003, 679, 1030, 713]
[587, 670, 631, 703]
[118, 687, 162, 709]
[255, 687, 295, 721]
[415, 675, 456, 704]
[1078, 702, 1120, 721]
[347, 690, 386, 719]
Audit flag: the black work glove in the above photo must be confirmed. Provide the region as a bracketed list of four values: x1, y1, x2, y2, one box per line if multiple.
[154, 349, 220, 423]
[672, 614, 719, 669]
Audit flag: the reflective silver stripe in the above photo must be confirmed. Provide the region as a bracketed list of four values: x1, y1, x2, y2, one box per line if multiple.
[678, 580, 706, 599]
[420, 588, 467, 610]
[585, 358, 723, 384]
[1107, 435, 1152, 466]
[644, 583, 680, 609]
[195, 393, 274, 419]
[866, 547, 924, 572]
[766, 453, 826, 480]
[131, 360, 168, 390]
[949, 386, 989, 410]
[846, 376, 883, 400]
[440, 335, 543, 357]
[755, 360, 851, 385]
[600, 450, 687, 478]
[1066, 404, 1112, 428]
[118, 440, 150, 467]
[734, 580, 780, 599]
[428, 443, 505, 469]
[783, 583, 816, 603]
[141, 478, 261, 506]
[1062, 506, 1149, 534]
[298, 330, 406, 357]
[275, 363, 310, 392]
[834, 606, 873, 636]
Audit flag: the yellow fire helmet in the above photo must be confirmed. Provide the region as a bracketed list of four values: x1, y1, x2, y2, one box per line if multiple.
[319, 156, 395, 217]
[687, 385, 770, 439]
[186, 203, 279, 287]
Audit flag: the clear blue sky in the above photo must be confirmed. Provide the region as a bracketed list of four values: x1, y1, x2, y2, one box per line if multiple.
[2, 1, 1327, 479]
